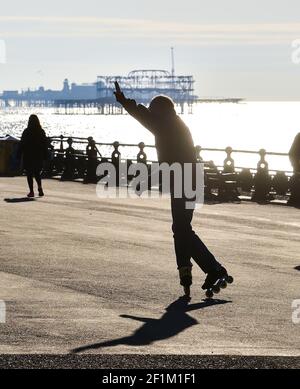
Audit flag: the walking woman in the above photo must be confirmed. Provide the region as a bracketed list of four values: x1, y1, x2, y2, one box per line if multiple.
[18, 115, 48, 197]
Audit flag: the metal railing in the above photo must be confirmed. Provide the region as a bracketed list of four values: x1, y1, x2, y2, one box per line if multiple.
[43, 135, 299, 205]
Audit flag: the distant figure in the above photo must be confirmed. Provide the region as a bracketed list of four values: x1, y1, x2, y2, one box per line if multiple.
[114, 82, 231, 297]
[288, 133, 300, 207]
[289, 133, 300, 173]
[18, 115, 48, 197]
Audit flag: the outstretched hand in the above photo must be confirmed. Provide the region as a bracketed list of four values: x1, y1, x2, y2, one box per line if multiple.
[114, 81, 126, 104]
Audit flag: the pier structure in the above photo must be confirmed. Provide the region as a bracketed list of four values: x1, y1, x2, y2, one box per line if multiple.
[0, 80, 97, 110]
[0, 93, 55, 109]
[96, 70, 197, 114]
[34, 135, 299, 206]
[53, 70, 197, 115]
[0, 69, 198, 114]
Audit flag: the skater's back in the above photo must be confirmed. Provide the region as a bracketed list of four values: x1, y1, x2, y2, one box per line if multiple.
[117, 93, 196, 165]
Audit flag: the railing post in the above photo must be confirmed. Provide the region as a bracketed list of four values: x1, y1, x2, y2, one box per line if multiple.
[223, 147, 235, 173]
[111, 141, 121, 187]
[219, 147, 239, 202]
[136, 142, 151, 190]
[111, 141, 121, 165]
[59, 135, 64, 152]
[84, 136, 99, 184]
[137, 142, 147, 164]
[252, 149, 271, 203]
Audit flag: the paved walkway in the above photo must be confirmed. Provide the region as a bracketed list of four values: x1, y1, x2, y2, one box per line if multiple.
[0, 177, 299, 356]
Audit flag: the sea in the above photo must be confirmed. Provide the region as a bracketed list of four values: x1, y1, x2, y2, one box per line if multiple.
[0, 101, 299, 172]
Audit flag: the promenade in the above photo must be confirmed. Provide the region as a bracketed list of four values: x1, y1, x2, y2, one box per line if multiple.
[0, 177, 299, 360]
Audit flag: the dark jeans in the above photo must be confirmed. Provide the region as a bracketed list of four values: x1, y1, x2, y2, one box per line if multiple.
[26, 168, 42, 192]
[171, 195, 221, 274]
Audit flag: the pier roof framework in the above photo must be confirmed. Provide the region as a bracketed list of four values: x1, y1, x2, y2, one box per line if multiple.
[97, 70, 197, 105]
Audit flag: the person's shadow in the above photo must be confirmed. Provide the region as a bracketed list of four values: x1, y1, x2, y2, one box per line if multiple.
[4, 198, 35, 203]
[71, 297, 231, 354]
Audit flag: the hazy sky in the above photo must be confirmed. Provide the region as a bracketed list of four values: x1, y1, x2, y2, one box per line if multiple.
[0, 0, 300, 99]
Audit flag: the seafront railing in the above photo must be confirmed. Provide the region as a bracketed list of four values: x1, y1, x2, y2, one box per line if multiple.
[43, 135, 299, 205]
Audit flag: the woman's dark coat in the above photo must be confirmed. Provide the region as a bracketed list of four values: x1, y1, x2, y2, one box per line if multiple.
[18, 127, 48, 171]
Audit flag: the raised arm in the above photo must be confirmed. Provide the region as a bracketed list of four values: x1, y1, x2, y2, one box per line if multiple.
[114, 81, 157, 134]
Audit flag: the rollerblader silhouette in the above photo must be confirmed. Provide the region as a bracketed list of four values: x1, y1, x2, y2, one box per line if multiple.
[114, 82, 233, 298]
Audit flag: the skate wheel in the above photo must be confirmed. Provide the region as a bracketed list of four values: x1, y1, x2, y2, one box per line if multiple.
[206, 289, 214, 298]
[220, 280, 227, 289]
[213, 285, 220, 294]
[227, 275, 234, 284]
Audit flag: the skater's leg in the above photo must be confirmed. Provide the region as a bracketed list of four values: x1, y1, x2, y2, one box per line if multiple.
[171, 196, 193, 269]
[171, 196, 221, 274]
[190, 232, 222, 273]
[171, 195, 193, 294]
